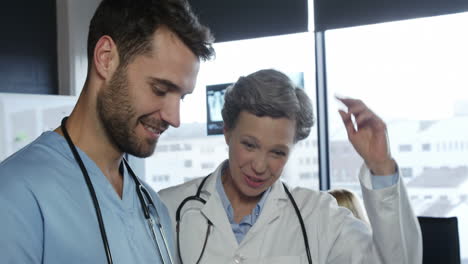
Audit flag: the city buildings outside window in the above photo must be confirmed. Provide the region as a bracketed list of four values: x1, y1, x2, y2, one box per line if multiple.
[422, 143, 431, 152]
[399, 144, 413, 152]
[326, 12, 468, 261]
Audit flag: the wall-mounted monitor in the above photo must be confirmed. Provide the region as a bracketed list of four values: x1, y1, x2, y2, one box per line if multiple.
[206, 83, 231, 135]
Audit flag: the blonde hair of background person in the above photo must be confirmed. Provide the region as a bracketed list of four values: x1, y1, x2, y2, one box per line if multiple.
[329, 189, 369, 223]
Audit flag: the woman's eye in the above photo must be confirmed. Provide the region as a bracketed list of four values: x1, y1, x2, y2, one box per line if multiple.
[273, 150, 286, 157]
[242, 141, 255, 149]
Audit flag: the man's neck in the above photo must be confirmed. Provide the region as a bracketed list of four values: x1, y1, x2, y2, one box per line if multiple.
[55, 93, 125, 198]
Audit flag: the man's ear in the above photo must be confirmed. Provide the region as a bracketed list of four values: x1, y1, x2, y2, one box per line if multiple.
[93, 35, 119, 80]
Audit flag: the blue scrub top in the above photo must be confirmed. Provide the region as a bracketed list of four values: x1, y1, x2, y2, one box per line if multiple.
[0, 132, 174, 264]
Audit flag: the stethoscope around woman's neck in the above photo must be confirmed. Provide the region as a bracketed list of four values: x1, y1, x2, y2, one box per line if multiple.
[60, 117, 173, 264]
[175, 173, 313, 264]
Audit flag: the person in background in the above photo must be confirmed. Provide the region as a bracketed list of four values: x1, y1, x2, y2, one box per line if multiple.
[159, 69, 422, 264]
[329, 188, 369, 223]
[0, 0, 214, 263]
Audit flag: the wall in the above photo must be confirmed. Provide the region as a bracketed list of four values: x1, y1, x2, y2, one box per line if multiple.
[56, 0, 101, 95]
[0, 1, 57, 94]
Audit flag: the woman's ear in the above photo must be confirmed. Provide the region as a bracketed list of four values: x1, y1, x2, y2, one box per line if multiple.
[92, 35, 119, 80]
[223, 125, 231, 145]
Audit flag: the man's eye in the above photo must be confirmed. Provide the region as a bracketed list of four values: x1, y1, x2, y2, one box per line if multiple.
[152, 85, 167, 96]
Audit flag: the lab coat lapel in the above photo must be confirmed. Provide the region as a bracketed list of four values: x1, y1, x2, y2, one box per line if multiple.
[241, 180, 289, 243]
[199, 164, 238, 247]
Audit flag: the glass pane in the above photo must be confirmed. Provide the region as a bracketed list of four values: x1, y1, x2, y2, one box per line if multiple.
[326, 12, 468, 262]
[144, 32, 318, 191]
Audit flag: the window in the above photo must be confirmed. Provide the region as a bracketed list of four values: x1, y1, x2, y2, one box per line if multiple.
[184, 160, 192, 168]
[422, 143, 431, 152]
[157, 145, 168, 152]
[399, 144, 412, 152]
[200, 145, 214, 153]
[152, 174, 169, 183]
[326, 12, 468, 261]
[201, 162, 215, 169]
[184, 144, 192, 151]
[170, 144, 181, 151]
[401, 167, 413, 178]
[300, 172, 313, 180]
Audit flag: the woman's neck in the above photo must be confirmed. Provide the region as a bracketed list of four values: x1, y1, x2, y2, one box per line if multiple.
[221, 169, 262, 223]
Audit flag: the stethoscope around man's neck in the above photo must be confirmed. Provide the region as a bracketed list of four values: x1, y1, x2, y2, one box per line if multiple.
[175, 173, 313, 264]
[60, 117, 173, 264]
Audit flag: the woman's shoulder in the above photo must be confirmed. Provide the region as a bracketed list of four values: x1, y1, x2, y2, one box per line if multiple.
[288, 186, 350, 223]
[289, 186, 368, 244]
[158, 176, 207, 210]
[289, 186, 336, 208]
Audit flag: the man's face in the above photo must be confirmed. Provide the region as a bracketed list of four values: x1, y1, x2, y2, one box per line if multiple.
[97, 26, 200, 157]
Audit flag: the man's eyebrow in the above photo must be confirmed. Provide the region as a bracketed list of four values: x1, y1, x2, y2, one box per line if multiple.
[148, 77, 182, 92]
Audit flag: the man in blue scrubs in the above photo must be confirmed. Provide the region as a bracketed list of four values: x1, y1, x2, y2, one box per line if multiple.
[0, 0, 214, 263]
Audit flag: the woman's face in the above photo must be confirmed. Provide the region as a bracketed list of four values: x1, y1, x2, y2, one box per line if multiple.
[224, 111, 296, 199]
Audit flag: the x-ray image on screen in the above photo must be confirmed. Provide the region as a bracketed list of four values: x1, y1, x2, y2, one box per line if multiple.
[287, 72, 304, 89]
[206, 83, 231, 135]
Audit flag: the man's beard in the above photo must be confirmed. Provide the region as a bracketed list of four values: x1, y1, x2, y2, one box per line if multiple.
[96, 65, 160, 158]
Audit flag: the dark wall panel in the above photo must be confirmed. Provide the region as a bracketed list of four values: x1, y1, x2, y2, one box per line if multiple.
[189, 0, 308, 43]
[0, 0, 57, 94]
[315, 0, 468, 31]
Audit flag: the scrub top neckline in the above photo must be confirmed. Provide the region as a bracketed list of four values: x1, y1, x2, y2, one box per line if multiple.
[45, 131, 136, 212]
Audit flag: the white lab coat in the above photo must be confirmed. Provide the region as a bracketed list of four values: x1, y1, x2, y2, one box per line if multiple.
[159, 162, 422, 264]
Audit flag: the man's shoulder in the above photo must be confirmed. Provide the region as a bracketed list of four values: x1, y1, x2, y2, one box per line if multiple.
[0, 132, 73, 189]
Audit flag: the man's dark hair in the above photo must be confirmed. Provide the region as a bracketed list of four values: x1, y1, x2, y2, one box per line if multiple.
[87, 0, 214, 68]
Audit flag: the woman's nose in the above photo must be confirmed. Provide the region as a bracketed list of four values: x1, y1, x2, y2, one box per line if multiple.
[251, 154, 267, 174]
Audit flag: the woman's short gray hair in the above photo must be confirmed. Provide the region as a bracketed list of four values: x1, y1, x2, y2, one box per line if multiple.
[221, 69, 314, 142]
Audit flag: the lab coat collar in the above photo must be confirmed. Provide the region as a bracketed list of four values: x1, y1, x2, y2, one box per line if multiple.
[199, 160, 290, 203]
[199, 161, 238, 247]
[240, 176, 290, 245]
[198, 160, 291, 246]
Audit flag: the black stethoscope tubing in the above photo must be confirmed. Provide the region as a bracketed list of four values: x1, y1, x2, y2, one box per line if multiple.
[61, 117, 114, 264]
[175, 175, 212, 264]
[61, 117, 169, 264]
[175, 173, 313, 264]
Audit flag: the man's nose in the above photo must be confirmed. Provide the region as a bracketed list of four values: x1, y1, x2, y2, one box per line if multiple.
[160, 95, 181, 128]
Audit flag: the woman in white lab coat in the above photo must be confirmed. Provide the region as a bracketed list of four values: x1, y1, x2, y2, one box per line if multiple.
[159, 69, 422, 264]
